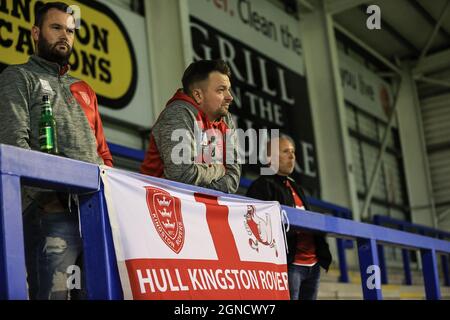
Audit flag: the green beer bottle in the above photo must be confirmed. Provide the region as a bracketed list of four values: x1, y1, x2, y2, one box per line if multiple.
[39, 95, 59, 154]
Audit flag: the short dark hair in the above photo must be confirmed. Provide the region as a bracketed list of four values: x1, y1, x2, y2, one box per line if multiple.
[182, 59, 231, 94]
[34, 2, 70, 28]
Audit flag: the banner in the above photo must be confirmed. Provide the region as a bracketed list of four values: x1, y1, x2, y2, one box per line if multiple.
[101, 167, 289, 300]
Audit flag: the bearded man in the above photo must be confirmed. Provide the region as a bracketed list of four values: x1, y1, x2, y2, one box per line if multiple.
[0, 2, 112, 299]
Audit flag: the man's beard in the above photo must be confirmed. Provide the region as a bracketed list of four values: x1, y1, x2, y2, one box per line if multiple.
[37, 34, 72, 67]
[217, 104, 229, 117]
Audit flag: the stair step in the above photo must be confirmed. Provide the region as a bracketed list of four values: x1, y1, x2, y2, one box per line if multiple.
[317, 268, 450, 300]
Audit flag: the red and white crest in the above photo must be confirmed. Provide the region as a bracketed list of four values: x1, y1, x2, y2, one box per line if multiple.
[145, 186, 185, 254]
[244, 205, 278, 257]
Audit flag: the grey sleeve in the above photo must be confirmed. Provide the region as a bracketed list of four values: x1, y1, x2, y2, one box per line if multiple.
[0, 68, 49, 209]
[154, 105, 227, 189]
[0, 67, 32, 149]
[208, 114, 241, 194]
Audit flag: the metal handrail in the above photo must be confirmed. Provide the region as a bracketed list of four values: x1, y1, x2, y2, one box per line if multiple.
[1, 144, 449, 300]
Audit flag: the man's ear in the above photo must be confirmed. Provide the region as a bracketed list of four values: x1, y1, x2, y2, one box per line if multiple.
[191, 88, 203, 105]
[31, 26, 40, 42]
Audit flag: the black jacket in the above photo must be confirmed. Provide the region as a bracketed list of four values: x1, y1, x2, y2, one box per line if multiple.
[246, 174, 332, 271]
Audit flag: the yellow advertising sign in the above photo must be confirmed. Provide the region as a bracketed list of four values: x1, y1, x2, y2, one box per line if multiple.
[0, 0, 137, 108]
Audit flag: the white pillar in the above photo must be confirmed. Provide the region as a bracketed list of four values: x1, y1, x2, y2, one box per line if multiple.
[396, 67, 436, 227]
[300, 1, 360, 219]
[144, 0, 192, 117]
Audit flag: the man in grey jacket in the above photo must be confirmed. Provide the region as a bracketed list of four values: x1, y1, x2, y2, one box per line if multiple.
[0, 2, 112, 299]
[141, 59, 241, 193]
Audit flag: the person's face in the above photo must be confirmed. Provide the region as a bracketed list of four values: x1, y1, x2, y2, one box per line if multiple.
[32, 8, 75, 66]
[193, 71, 233, 121]
[272, 138, 296, 176]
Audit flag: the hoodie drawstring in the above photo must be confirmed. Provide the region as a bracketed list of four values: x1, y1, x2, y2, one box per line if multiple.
[281, 209, 290, 254]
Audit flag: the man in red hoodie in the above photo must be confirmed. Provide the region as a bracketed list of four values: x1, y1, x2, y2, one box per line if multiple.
[141, 60, 241, 193]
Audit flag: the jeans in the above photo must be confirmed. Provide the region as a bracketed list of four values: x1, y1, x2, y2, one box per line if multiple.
[288, 263, 321, 300]
[23, 203, 85, 300]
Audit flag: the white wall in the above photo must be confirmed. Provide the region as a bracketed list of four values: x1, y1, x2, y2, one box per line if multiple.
[107, 0, 132, 10]
[300, 3, 359, 214]
[144, 0, 191, 118]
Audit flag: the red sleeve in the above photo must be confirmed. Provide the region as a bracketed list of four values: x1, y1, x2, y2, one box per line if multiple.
[71, 81, 113, 167]
[89, 85, 113, 167]
[140, 134, 164, 177]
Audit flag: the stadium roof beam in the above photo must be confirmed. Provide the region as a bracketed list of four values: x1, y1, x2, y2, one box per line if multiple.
[357, 5, 420, 56]
[413, 47, 450, 74]
[416, 0, 450, 66]
[410, 0, 450, 40]
[325, 0, 369, 15]
[333, 22, 402, 74]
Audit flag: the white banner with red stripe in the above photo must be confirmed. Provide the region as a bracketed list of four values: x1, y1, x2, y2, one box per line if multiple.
[100, 166, 289, 300]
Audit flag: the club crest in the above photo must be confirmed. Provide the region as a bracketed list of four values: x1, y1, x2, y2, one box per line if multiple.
[145, 186, 185, 254]
[244, 205, 278, 257]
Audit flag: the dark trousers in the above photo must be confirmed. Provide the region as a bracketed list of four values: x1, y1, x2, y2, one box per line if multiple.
[288, 263, 321, 300]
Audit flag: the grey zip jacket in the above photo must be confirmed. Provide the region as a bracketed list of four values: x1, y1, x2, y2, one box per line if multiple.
[140, 90, 241, 193]
[0, 55, 112, 208]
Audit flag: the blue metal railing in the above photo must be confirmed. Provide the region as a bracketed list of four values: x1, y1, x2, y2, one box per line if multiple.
[1, 144, 450, 300]
[0, 144, 99, 299]
[306, 197, 354, 283]
[373, 214, 450, 287]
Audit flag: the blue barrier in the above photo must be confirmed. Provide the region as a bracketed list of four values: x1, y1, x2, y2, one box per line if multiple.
[0, 144, 99, 300]
[108, 143, 145, 162]
[373, 214, 450, 287]
[2, 144, 450, 300]
[306, 197, 353, 283]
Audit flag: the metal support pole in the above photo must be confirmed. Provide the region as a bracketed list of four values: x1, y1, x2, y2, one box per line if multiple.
[416, 0, 450, 65]
[335, 210, 350, 283]
[401, 249, 413, 285]
[360, 80, 402, 220]
[79, 184, 123, 300]
[336, 238, 349, 283]
[439, 235, 450, 286]
[377, 244, 388, 284]
[415, 76, 450, 89]
[399, 225, 412, 285]
[373, 216, 388, 284]
[357, 238, 383, 300]
[0, 174, 28, 299]
[420, 248, 441, 300]
[441, 254, 450, 287]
